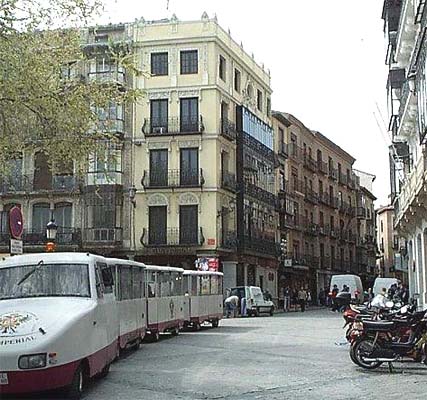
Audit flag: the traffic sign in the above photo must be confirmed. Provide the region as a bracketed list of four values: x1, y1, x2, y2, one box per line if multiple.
[9, 206, 23, 239]
[10, 239, 23, 255]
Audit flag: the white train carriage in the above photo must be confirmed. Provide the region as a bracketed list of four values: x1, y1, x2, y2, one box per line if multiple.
[110, 258, 147, 351]
[0, 253, 119, 398]
[145, 265, 184, 340]
[183, 271, 223, 329]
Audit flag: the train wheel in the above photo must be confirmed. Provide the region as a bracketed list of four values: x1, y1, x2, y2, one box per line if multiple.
[67, 364, 84, 399]
[212, 319, 219, 328]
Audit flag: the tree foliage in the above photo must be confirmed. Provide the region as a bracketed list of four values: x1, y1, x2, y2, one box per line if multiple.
[0, 0, 140, 177]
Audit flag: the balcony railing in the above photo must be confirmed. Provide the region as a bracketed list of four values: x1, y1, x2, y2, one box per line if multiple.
[220, 118, 237, 141]
[142, 116, 204, 136]
[288, 143, 302, 161]
[354, 207, 366, 218]
[0, 175, 31, 194]
[304, 156, 317, 172]
[88, 70, 126, 85]
[280, 214, 299, 230]
[317, 160, 328, 175]
[141, 227, 205, 247]
[338, 200, 350, 214]
[243, 235, 278, 256]
[52, 175, 79, 191]
[0, 228, 82, 247]
[338, 173, 347, 186]
[304, 187, 318, 204]
[244, 182, 277, 206]
[83, 228, 123, 244]
[142, 169, 205, 189]
[86, 171, 123, 186]
[318, 224, 330, 236]
[329, 167, 338, 180]
[221, 171, 237, 192]
[222, 230, 237, 249]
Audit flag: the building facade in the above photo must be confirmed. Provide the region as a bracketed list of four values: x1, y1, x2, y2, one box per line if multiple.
[382, 0, 427, 308]
[273, 112, 374, 298]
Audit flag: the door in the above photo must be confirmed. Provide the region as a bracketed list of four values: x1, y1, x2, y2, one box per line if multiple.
[149, 150, 168, 187]
[33, 152, 52, 190]
[180, 148, 199, 186]
[180, 97, 198, 132]
[149, 206, 167, 245]
[150, 99, 168, 133]
[179, 205, 198, 245]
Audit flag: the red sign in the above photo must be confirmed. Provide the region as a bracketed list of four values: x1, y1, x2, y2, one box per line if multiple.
[9, 206, 23, 239]
[208, 258, 219, 272]
[207, 238, 216, 246]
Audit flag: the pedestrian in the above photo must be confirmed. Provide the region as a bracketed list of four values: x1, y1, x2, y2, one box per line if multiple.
[318, 288, 325, 306]
[224, 294, 239, 318]
[298, 287, 307, 312]
[400, 284, 409, 304]
[240, 296, 247, 317]
[307, 290, 312, 307]
[367, 288, 374, 302]
[330, 284, 339, 312]
[388, 283, 397, 299]
[292, 288, 298, 311]
[284, 286, 291, 312]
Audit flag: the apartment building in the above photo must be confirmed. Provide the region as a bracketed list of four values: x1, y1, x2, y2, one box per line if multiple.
[382, 0, 427, 307]
[273, 112, 372, 296]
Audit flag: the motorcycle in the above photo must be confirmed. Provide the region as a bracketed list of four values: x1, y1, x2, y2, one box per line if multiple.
[350, 308, 427, 369]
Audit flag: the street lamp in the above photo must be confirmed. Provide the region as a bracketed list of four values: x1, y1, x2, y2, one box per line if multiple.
[46, 219, 58, 252]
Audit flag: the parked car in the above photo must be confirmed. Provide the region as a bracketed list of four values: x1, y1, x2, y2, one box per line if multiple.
[330, 274, 363, 302]
[229, 286, 274, 316]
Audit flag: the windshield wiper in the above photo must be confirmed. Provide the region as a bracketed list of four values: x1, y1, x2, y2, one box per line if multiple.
[16, 260, 44, 286]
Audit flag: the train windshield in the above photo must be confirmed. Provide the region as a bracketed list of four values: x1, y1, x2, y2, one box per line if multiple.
[0, 263, 91, 300]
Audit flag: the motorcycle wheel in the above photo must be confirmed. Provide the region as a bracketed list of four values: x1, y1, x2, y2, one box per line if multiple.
[352, 338, 383, 370]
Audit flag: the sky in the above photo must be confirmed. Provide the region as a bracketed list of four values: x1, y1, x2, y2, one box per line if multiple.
[101, 0, 390, 207]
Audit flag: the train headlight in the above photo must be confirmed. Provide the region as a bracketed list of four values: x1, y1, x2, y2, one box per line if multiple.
[18, 353, 47, 369]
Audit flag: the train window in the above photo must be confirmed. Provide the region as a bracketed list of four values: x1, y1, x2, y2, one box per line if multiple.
[191, 275, 197, 296]
[160, 272, 171, 297]
[99, 263, 114, 294]
[171, 272, 182, 296]
[200, 276, 210, 295]
[218, 275, 223, 295]
[211, 275, 219, 295]
[183, 275, 190, 295]
[120, 266, 132, 300]
[132, 268, 142, 298]
[140, 268, 146, 298]
[147, 271, 157, 298]
[95, 265, 104, 298]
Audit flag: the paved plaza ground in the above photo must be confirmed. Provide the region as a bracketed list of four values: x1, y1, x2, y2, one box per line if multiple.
[6, 309, 427, 400]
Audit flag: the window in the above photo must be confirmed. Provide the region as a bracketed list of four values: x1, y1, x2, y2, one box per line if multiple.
[179, 205, 198, 244]
[149, 150, 168, 187]
[180, 50, 198, 74]
[257, 89, 263, 111]
[34, 152, 52, 191]
[160, 272, 171, 297]
[180, 148, 199, 186]
[180, 97, 199, 132]
[150, 99, 168, 133]
[147, 271, 157, 298]
[149, 206, 167, 245]
[133, 268, 144, 299]
[119, 266, 132, 300]
[99, 263, 114, 294]
[219, 55, 226, 81]
[234, 69, 241, 92]
[267, 97, 271, 117]
[151, 52, 168, 76]
[32, 203, 50, 233]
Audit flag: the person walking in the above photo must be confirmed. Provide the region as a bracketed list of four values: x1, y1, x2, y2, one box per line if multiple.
[330, 284, 339, 312]
[298, 287, 307, 312]
[284, 286, 291, 312]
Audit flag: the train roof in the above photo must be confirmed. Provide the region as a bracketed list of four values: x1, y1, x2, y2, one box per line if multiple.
[107, 258, 146, 268]
[183, 270, 223, 276]
[0, 252, 104, 268]
[144, 265, 184, 273]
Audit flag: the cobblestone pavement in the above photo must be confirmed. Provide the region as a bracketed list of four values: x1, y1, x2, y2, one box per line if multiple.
[6, 309, 427, 400]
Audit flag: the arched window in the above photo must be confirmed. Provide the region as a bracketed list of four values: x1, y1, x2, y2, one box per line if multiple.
[32, 203, 50, 233]
[53, 202, 72, 229]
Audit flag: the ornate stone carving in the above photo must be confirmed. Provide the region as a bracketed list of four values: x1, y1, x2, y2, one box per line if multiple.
[147, 193, 168, 207]
[177, 140, 200, 149]
[178, 193, 199, 205]
[147, 91, 172, 102]
[177, 89, 200, 98]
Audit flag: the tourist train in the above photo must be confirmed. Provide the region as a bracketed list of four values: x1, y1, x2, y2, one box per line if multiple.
[0, 252, 223, 398]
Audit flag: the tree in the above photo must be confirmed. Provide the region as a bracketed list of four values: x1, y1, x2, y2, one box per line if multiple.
[0, 0, 140, 177]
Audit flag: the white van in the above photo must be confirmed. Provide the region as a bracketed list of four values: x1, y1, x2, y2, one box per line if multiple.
[372, 277, 400, 295]
[330, 274, 363, 301]
[230, 286, 274, 316]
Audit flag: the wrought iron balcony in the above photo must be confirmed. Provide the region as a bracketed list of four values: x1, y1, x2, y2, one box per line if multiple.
[243, 235, 278, 256]
[142, 169, 205, 189]
[354, 207, 366, 218]
[288, 143, 302, 161]
[0, 228, 82, 247]
[0, 175, 31, 194]
[318, 224, 331, 236]
[279, 213, 299, 230]
[52, 175, 80, 191]
[304, 187, 318, 204]
[304, 155, 317, 172]
[88, 70, 126, 85]
[221, 171, 237, 192]
[142, 116, 204, 136]
[220, 118, 237, 141]
[244, 182, 277, 206]
[317, 160, 328, 175]
[338, 200, 350, 214]
[329, 167, 338, 180]
[83, 228, 123, 245]
[222, 230, 237, 249]
[141, 227, 205, 247]
[338, 172, 347, 186]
